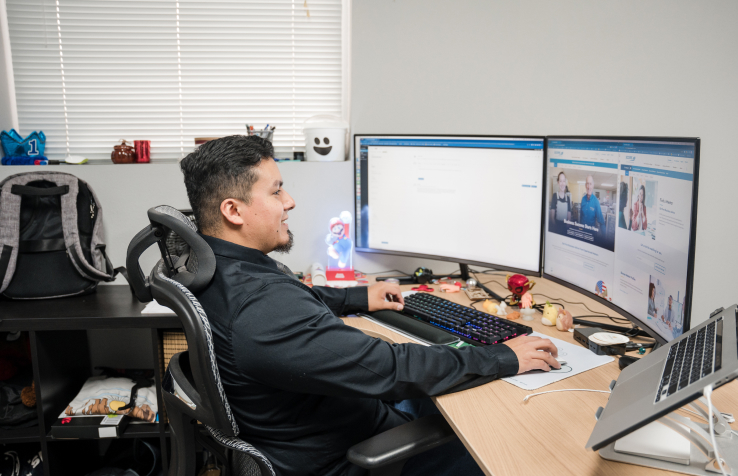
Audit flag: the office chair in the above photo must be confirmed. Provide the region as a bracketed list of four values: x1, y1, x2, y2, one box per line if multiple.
[126, 205, 458, 476]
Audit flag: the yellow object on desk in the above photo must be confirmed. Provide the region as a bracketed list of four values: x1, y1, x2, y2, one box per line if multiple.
[482, 299, 498, 314]
[541, 301, 558, 326]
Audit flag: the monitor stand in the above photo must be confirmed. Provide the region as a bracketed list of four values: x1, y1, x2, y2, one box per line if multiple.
[598, 396, 737, 475]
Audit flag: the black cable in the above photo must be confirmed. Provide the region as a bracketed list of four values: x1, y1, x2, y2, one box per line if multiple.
[468, 268, 509, 276]
[531, 292, 630, 324]
[360, 269, 410, 276]
[470, 270, 508, 303]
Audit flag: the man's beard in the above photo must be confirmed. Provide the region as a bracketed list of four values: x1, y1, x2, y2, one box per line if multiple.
[273, 229, 294, 254]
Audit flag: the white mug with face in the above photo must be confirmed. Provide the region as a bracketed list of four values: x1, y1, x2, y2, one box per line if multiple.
[304, 115, 349, 162]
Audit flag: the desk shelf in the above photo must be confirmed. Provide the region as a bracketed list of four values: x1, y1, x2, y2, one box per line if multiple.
[44, 423, 162, 441]
[0, 427, 41, 444]
[0, 286, 181, 476]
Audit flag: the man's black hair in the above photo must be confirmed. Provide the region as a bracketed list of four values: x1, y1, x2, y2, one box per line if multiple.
[180, 135, 274, 234]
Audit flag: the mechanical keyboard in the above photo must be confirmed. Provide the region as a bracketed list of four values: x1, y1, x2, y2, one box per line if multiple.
[402, 292, 532, 346]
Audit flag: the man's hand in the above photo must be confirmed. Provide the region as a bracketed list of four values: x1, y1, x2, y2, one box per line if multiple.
[503, 336, 560, 374]
[367, 282, 405, 312]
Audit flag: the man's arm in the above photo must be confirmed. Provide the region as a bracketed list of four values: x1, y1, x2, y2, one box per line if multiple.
[311, 285, 368, 316]
[311, 282, 405, 316]
[230, 283, 557, 400]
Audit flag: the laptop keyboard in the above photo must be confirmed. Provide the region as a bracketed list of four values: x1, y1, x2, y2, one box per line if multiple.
[655, 318, 723, 403]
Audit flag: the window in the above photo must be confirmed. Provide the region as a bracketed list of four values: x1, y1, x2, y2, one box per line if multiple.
[6, 0, 348, 161]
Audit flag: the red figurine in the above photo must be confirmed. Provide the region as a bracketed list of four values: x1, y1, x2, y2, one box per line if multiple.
[506, 274, 536, 307]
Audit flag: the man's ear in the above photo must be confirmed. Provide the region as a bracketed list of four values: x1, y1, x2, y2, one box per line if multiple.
[220, 198, 246, 227]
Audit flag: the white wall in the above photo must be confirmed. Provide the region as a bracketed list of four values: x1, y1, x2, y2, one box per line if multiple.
[351, 0, 738, 323]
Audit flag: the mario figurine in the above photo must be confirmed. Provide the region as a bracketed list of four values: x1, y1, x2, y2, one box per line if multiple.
[325, 211, 354, 281]
[506, 274, 536, 307]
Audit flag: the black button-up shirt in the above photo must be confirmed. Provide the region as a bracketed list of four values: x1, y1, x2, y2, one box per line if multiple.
[196, 234, 519, 476]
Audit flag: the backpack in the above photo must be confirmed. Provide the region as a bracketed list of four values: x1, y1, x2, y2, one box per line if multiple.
[0, 171, 121, 299]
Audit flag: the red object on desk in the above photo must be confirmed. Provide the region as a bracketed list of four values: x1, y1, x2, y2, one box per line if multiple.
[134, 140, 150, 163]
[411, 284, 434, 292]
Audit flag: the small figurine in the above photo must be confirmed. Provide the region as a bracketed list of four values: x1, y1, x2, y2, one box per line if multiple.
[325, 211, 354, 282]
[482, 300, 498, 314]
[517, 292, 534, 320]
[541, 301, 558, 326]
[520, 292, 534, 309]
[506, 311, 521, 320]
[440, 283, 461, 293]
[506, 274, 536, 307]
[496, 302, 508, 317]
[556, 309, 574, 331]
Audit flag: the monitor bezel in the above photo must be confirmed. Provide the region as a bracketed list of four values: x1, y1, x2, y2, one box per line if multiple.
[353, 133, 547, 277]
[542, 135, 701, 344]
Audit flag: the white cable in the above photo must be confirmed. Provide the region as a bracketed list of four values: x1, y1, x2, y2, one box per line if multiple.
[523, 388, 610, 402]
[704, 385, 729, 476]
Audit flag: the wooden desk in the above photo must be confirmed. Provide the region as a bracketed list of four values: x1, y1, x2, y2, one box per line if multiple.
[343, 276, 738, 476]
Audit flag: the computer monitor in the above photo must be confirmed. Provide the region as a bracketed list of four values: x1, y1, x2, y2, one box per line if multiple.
[354, 135, 546, 276]
[543, 137, 700, 344]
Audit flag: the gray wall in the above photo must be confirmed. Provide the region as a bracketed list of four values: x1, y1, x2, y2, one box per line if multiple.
[0, 162, 435, 279]
[351, 0, 738, 323]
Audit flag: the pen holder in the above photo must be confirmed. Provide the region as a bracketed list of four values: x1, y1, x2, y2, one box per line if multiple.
[248, 129, 274, 142]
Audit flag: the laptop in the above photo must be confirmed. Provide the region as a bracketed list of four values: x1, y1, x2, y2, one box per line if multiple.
[586, 304, 738, 451]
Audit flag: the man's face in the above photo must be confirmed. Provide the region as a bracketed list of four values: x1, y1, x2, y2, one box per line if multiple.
[668, 297, 673, 308]
[586, 176, 594, 197]
[241, 158, 295, 253]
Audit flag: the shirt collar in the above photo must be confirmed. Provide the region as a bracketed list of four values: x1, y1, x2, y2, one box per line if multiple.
[199, 232, 281, 272]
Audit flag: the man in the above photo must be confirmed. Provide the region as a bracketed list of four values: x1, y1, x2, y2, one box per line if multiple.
[580, 175, 605, 230]
[180, 135, 559, 476]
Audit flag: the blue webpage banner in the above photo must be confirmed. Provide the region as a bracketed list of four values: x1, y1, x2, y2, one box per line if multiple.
[360, 138, 543, 149]
[550, 159, 618, 169]
[620, 165, 693, 181]
[548, 140, 695, 158]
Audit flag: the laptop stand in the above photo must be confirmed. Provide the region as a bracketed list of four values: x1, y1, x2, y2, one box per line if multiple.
[598, 395, 737, 475]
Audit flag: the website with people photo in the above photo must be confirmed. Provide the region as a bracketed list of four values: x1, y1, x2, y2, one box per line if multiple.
[544, 139, 696, 341]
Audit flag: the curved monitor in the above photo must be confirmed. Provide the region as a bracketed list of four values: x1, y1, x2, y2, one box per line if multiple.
[543, 136, 700, 344]
[354, 135, 546, 276]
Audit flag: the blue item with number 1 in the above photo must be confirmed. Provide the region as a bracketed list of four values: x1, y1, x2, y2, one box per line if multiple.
[1, 129, 46, 158]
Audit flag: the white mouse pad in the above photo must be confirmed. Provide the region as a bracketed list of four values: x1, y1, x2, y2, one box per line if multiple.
[502, 332, 613, 391]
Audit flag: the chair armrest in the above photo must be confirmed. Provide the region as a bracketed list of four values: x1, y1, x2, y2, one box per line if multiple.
[347, 414, 457, 469]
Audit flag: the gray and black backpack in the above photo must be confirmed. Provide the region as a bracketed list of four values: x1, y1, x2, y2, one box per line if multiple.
[0, 171, 122, 299]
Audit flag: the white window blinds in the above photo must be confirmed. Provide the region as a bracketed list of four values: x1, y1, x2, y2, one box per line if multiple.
[6, 0, 346, 161]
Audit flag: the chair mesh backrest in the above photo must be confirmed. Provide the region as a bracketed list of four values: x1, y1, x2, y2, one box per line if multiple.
[151, 206, 278, 476]
[157, 206, 200, 274]
[149, 206, 240, 437]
